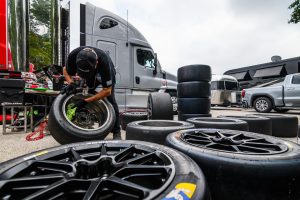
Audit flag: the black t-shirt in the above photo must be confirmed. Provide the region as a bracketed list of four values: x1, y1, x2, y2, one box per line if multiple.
[66, 46, 116, 88]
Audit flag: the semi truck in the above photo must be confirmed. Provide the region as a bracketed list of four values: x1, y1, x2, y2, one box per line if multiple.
[0, 0, 178, 111]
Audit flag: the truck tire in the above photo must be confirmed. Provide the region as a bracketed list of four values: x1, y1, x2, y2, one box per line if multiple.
[148, 92, 173, 120]
[217, 115, 272, 135]
[178, 112, 212, 121]
[177, 81, 211, 98]
[274, 107, 289, 113]
[48, 93, 116, 144]
[178, 98, 211, 114]
[166, 128, 300, 200]
[0, 140, 209, 200]
[177, 65, 212, 83]
[248, 114, 298, 137]
[253, 97, 273, 113]
[126, 120, 195, 144]
[187, 117, 248, 131]
[120, 111, 148, 130]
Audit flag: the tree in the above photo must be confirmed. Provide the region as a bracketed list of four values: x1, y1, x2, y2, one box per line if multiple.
[29, 0, 52, 69]
[289, 0, 300, 24]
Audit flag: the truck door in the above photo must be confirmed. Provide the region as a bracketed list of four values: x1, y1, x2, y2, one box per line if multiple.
[133, 47, 163, 89]
[284, 74, 300, 107]
[96, 40, 116, 66]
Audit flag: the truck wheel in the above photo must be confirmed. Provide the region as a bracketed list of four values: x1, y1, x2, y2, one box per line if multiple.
[248, 114, 298, 137]
[126, 120, 195, 144]
[48, 93, 116, 144]
[120, 111, 148, 130]
[148, 92, 173, 120]
[253, 97, 273, 113]
[0, 140, 209, 200]
[166, 129, 300, 200]
[187, 117, 248, 131]
[178, 98, 211, 114]
[177, 65, 212, 83]
[177, 81, 211, 98]
[274, 108, 289, 113]
[178, 112, 212, 121]
[217, 115, 272, 135]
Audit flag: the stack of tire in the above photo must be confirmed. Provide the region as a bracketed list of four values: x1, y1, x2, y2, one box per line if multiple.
[177, 65, 212, 121]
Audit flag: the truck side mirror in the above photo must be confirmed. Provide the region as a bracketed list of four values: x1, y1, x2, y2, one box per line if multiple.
[153, 53, 158, 75]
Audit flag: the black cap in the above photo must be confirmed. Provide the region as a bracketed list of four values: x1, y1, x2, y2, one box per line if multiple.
[76, 48, 98, 79]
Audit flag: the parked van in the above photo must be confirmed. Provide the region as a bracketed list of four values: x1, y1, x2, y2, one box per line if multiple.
[211, 75, 241, 106]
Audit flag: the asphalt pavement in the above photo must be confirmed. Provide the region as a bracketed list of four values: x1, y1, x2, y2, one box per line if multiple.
[0, 107, 299, 163]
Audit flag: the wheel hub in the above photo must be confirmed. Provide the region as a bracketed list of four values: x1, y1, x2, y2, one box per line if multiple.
[75, 110, 94, 127]
[75, 158, 119, 180]
[62, 94, 110, 131]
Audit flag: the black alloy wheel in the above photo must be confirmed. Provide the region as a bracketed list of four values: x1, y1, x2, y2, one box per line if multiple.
[0, 140, 208, 200]
[180, 129, 287, 154]
[166, 129, 300, 200]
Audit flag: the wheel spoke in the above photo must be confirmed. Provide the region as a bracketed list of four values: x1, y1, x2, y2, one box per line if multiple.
[194, 131, 211, 138]
[232, 145, 241, 152]
[185, 134, 210, 141]
[83, 180, 102, 200]
[32, 160, 74, 174]
[185, 138, 211, 145]
[243, 142, 280, 151]
[205, 142, 216, 147]
[24, 179, 91, 200]
[113, 165, 171, 180]
[245, 138, 270, 143]
[238, 145, 271, 153]
[215, 131, 226, 138]
[103, 176, 149, 198]
[0, 174, 64, 191]
[230, 133, 243, 139]
[126, 152, 156, 165]
[23, 179, 68, 200]
[70, 148, 82, 161]
[100, 144, 107, 156]
[114, 145, 135, 162]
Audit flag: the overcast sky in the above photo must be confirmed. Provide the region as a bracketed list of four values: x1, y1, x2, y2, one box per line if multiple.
[87, 0, 300, 75]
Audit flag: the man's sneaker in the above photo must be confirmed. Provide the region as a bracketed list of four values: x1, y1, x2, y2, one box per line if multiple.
[113, 132, 122, 140]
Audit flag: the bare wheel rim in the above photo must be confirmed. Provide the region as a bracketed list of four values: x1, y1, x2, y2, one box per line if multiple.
[0, 143, 175, 200]
[255, 100, 269, 111]
[62, 94, 111, 131]
[180, 129, 288, 155]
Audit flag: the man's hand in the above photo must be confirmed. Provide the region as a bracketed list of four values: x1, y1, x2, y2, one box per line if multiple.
[61, 82, 77, 95]
[71, 99, 87, 110]
[85, 87, 112, 103]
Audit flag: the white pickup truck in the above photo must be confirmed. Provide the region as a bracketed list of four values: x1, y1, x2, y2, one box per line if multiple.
[242, 73, 300, 113]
